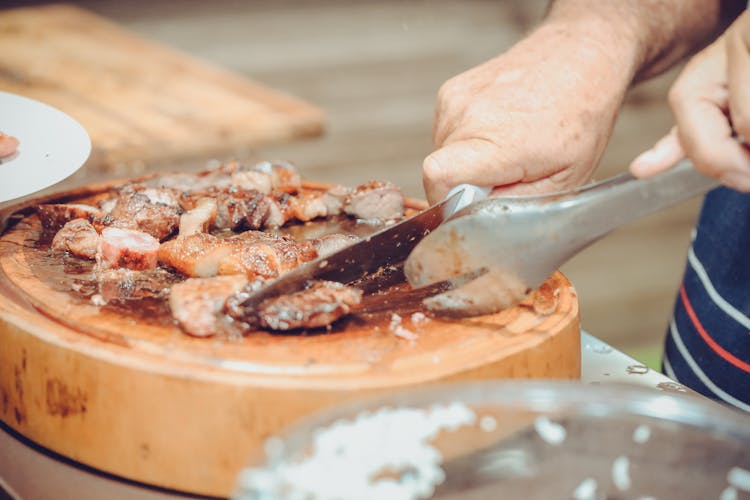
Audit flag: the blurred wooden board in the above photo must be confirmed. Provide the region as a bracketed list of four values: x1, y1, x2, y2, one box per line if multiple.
[0, 4, 325, 173]
[0, 180, 580, 497]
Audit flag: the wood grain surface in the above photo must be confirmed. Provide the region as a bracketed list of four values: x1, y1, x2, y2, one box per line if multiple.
[0, 4, 324, 175]
[0, 183, 580, 497]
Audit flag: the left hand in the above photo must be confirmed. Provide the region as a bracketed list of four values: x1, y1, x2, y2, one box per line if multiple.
[630, 11, 750, 192]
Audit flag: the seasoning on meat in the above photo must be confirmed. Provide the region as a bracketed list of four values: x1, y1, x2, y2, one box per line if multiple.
[51, 218, 100, 259]
[178, 197, 217, 237]
[37, 203, 104, 232]
[0, 132, 19, 159]
[109, 187, 182, 240]
[158, 233, 233, 278]
[98, 227, 160, 271]
[169, 275, 249, 337]
[344, 181, 404, 221]
[218, 232, 318, 279]
[251, 280, 363, 331]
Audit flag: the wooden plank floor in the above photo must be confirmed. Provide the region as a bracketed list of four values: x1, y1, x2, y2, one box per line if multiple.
[6, 0, 699, 356]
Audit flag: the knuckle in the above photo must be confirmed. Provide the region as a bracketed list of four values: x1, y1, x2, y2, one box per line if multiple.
[688, 146, 721, 177]
[422, 154, 444, 183]
[437, 76, 465, 103]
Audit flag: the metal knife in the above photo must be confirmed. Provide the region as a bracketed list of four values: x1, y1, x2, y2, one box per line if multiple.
[230, 184, 490, 313]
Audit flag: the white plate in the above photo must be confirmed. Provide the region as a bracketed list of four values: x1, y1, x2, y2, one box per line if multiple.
[0, 91, 91, 203]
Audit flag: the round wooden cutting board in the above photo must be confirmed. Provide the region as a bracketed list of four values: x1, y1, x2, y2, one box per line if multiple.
[0, 183, 580, 498]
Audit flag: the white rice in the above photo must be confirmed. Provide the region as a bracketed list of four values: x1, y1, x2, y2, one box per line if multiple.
[533, 416, 566, 446]
[612, 455, 631, 491]
[632, 425, 651, 444]
[572, 478, 597, 500]
[727, 467, 750, 492]
[720, 487, 738, 500]
[236, 402, 477, 500]
[479, 415, 497, 432]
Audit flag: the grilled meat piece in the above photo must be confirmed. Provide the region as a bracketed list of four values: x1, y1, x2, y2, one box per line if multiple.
[231, 170, 273, 194]
[158, 230, 317, 280]
[98, 227, 160, 271]
[313, 233, 359, 258]
[178, 197, 217, 237]
[158, 233, 232, 278]
[251, 280, 363, 331]
[344, 180, 404, 221]
[253, 160, 301, 194]
[109, 188, 182, 240]
[320, 185, 350, 215]
[169, 275, 248, 337]
[213, 190, 273, 230]
[218, 232, 318, 279]
[51, 219, 100, 259]
[37, 204, 104, 232]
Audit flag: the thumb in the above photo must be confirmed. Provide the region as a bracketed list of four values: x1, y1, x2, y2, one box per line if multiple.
[629, 128, 685, 178]
[422, 138, 525, 204]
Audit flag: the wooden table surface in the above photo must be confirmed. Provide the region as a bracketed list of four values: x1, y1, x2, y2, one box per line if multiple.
[0, 4, 325, 177]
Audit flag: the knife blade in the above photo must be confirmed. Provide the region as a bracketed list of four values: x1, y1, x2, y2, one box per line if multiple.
[229, 185, 486, 315]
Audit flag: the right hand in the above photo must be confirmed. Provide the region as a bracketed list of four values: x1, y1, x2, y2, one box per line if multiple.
[630, 11, 750, 191]
[423, 23, 634, 204]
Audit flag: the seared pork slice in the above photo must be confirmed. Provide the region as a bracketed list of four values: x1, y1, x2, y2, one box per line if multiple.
[109, 188, 182, 240]
[253, 160, 301, 194]
[313, 233, 359, 258]
[178, 197, 217, 237]
[320, 185, 351, 215]
[98, 227, 160, 271]
[169, 275, 249, 337]
[253, 280, 363, 331]
[97, 268, 178, 301]
[344, 181, 404, 221]
[158, 233, 232, 278]
[231, 170, 273, 194]
[51, 219, 100, 259]
[217, 234, 318, 279]
[264, 194, 292, 228]
[37, 204, 104, 232]
[217, 242, 280, 280]
[288, 192, 328, 222]
[0, 133, 19, 158]
[214, 190, 271, 230]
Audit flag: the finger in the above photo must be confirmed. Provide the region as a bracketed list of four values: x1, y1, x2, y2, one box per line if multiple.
[669, 41, 750, 183]
[422, 138, 526, 204]
[727, 12, 750, 141]
[629, 127, 685, 178]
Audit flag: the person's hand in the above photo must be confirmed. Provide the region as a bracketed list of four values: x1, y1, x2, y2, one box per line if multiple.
[630, 11, 750, 192]
[422, 23, 636, 204]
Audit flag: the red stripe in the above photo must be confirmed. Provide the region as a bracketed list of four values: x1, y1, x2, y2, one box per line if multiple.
[680, 285, 750, 374]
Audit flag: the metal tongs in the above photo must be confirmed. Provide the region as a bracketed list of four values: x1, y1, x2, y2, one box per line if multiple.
[404, 159, 719, 316]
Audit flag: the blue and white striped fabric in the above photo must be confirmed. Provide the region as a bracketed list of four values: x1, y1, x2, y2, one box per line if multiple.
[663, 187, 750, 412]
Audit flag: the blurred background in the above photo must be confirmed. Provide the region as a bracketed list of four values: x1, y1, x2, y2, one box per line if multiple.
[4, 0, 703, 367]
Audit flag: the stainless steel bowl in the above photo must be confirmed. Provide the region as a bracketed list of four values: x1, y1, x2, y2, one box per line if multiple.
[234, 381, 750, 500]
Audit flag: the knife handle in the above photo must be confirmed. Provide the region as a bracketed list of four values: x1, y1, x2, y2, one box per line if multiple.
[447, 183, 492, 215]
